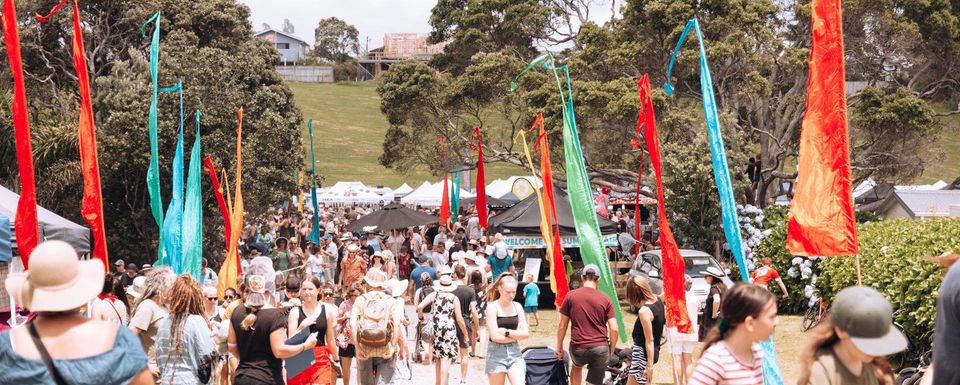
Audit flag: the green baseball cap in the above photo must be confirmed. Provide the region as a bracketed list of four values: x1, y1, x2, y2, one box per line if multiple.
[831, 286, 908, 356]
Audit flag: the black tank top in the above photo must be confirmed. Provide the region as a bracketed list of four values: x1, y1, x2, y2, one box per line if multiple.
[297, 304, 327, 346]
[494, 301, 519, 330]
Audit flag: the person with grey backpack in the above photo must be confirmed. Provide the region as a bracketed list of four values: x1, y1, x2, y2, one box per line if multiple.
[350, 269, 408, 385]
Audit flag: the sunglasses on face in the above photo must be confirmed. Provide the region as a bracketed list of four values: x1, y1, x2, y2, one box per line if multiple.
[207, 297, 218, 301]
[322, 292, 334, 297]
[224, 295, 236, 300]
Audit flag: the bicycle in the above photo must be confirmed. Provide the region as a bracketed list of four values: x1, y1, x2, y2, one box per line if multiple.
[801, 296, 829, 332]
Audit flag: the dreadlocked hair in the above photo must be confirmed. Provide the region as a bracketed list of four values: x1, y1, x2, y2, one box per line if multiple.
[133, 267, 175, 314]
[166, 275, 205, 354]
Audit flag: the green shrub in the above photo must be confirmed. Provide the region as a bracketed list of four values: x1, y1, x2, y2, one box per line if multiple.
[754, 206, 960, 356]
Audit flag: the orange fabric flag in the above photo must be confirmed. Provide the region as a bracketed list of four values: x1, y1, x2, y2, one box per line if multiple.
[218, 109, 245, 296]
[786, 0, 859, 256]
[38, 0, 109, 270]
[528, 114, 569, 307]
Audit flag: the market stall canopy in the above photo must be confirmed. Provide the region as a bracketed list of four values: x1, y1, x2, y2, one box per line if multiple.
[400, 181, 476, 207]
[345, 203, 441, 232]
[489, 188, 617, 236]
[393, 183, 414, 197]
[0, 184, 91, 254]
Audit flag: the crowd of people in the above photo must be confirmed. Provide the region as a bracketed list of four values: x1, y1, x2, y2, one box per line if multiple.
[0, 201, 957, 385]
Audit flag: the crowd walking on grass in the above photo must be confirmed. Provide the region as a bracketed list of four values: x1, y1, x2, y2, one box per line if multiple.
[0, 204, 958, 385]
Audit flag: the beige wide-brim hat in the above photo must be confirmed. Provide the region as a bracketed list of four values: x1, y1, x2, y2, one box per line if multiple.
[6, 241, 104, 312]
[364, 269, 389, 288]
[436, 274, 458, 292]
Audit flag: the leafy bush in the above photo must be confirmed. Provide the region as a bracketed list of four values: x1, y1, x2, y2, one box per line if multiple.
[754, 206, 960, 356]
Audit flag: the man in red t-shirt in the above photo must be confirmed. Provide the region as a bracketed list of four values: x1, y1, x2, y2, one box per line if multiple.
[556, 264, 619, 385]
[752, 257, 789, 299]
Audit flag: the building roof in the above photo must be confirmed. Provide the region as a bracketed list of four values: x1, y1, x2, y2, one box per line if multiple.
[878, 190, 960, 218]
[255, 28, 310, 46]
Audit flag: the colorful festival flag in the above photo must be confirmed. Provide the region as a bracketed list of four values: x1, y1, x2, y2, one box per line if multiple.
[440, 173, 451, 225]
[182, 110, 203, 280]
[141, 11, 165, 261]
[472, 128, 488, 229]
[664, 19, 784, 385]
[452, 168, 461, 222]
[159, 82, 184, 271]
[218, 108, 245, 297]
[518, 114, 569, 307]
[636, 74, 692, 334]
[203, 156, 231, 251]
[37, 0, 110, 270]
[3, 0, 40, 267]
[786, 0, 859, 256]
[306, 119, 322, 245]
[511, 54, 626, 341]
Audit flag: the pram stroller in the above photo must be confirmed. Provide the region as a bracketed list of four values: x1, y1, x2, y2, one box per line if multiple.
[523, 346, 569, 385]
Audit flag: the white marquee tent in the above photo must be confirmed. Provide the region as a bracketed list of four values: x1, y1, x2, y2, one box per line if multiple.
[400, 181, 476, 207]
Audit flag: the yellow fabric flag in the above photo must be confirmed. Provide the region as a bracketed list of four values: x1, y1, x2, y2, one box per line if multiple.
[515, 129, 560, 295]
[297, 171, 305, 213]
[218, 108, 245, 297]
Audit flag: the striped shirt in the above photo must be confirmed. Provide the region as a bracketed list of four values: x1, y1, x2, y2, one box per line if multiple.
[688, 342, 764, 385]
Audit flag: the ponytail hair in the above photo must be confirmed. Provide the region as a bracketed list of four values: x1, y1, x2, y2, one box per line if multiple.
[485, 273, 516, 301]
[701, 283, 776, 353]
[241, 306, 260, 331]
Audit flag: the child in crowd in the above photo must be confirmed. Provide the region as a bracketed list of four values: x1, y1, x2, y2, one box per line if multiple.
[522, 274, 540, 327]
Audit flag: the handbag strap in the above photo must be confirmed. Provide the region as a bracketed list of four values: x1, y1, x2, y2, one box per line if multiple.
[27, 323, 70, 385]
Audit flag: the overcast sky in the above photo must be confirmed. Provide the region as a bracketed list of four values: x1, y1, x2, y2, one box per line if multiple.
[238, 0, 617, 49]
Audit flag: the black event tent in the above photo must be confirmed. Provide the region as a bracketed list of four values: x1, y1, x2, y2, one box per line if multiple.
[488, 188, 618, 236]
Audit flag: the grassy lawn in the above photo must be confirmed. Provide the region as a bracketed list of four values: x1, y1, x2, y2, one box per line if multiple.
[288, 81, 527, 188]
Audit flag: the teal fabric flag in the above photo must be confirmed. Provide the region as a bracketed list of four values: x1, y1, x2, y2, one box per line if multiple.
[142, 12, 164, 261]
[306, 119, 321, 244]
[451, 169, 461, 222]
[182, 109, 203, 281]
[664, 18, 784, 385]
[159, 82, 184, 272]
[511, 54, 627, 342]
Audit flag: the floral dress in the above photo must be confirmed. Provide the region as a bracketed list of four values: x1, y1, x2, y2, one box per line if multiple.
[432, 292, 459, 359]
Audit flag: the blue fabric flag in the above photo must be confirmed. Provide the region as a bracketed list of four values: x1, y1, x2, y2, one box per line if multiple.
[0, 215, 11, 263]
[306, 119, 321, 244]
[159, 82, 184, 272]
[664, 18, 784, 385]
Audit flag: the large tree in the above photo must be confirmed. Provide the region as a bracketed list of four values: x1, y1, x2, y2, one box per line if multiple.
[313, 17, 359, 62]
[0, 0, 303, 263]
[378, 0, 950, 251]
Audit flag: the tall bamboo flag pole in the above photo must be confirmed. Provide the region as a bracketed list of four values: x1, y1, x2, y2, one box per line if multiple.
[663, 18, 784, 385]
[510, 53, 627, 342]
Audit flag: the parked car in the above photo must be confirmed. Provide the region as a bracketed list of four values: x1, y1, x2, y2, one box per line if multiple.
[629, 249, 732, 311]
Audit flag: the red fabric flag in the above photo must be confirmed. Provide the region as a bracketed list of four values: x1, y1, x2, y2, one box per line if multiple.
[203, 157, 231, 251]
[637, 74, 691, 333]
[4, 0, 40, 267]
[38, 0, 110, 270]
[473, 127, 488, 230]
[440, 173, 450, 225]
[633, 153, 644, 253]
[530, 114, 569, 307]
[786, 0, 859, 256]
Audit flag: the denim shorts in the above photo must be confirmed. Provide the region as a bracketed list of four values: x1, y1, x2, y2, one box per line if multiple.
[485, 341, 525, 374]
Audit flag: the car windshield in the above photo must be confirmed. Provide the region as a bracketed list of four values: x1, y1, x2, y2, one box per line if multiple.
[684, 256, 722, 277]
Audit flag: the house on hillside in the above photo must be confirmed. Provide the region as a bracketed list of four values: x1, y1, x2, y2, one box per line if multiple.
[359, 33, 447, 78]
[256, 28, 310, 65]
[871, 190, 960, 219]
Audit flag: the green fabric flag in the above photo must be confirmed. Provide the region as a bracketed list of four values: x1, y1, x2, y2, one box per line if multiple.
[451, 168, 461, 222]
[142, 12, 164, 261]
[511, 54, 627, 342]
[182, 110, 203, 281]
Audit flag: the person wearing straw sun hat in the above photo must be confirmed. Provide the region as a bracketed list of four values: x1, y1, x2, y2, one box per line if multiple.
[701, 266, 727, 339]
[798, 286, 906, 385]
[350, 269, 408, 385]
[0, 240, 153, 385]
